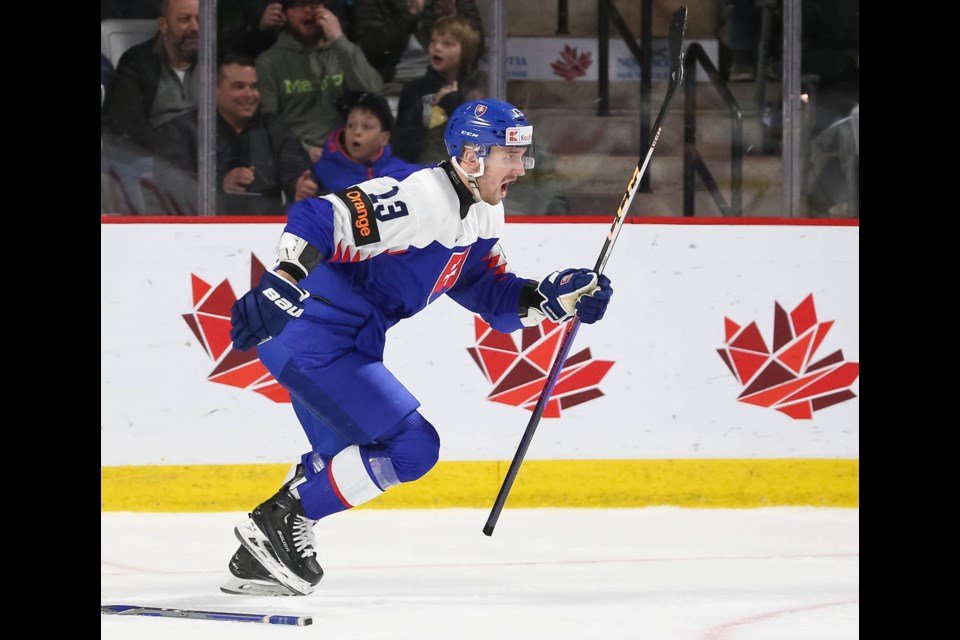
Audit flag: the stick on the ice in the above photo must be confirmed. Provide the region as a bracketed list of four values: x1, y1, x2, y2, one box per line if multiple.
[482, 5, 689, 537]
[101, 604, 313, 626]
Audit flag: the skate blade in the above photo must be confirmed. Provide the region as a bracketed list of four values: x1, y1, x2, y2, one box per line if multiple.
[220, 575, 299, 597]
[234, 518, 315, 596]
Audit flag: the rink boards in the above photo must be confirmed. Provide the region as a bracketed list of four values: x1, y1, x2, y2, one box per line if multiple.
[100, 217, 859, 510]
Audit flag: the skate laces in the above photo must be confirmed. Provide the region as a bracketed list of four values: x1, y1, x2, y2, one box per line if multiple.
[292, 515, 318, 559]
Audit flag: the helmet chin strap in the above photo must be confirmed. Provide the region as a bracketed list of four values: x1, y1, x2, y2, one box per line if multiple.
[451, 156, 486, 203]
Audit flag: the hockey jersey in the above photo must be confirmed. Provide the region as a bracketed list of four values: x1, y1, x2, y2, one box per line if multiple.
[283, 162, 532, 358]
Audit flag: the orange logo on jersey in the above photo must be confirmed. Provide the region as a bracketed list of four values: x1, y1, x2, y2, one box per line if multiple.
[334, 187, 381, 246]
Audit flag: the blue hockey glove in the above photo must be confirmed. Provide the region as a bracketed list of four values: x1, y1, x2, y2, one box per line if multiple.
[537, 268, 602, 323]
[230, 270, 311, 352]
[574, 274, 613, 324]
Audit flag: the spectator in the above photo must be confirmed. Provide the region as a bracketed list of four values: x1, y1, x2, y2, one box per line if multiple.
[256, 0, 383, 164]
[153, 51, 318, 215]
[801, 0, 858, 218]
[392, 15, 484, 164]
[101, 0, 200, 213]
[218, 1, 357, 59]
[218, 1, 287, 59]
[102, 0, 200, 154]
[802, 0, 858, 136]
[312, 91, 423, 194]
[350, 0, 426, 84]
[414, 0, 484, 58]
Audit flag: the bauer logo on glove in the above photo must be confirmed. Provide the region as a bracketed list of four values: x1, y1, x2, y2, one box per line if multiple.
[261, 287, 306, 318]
[230, 270, 311, 351]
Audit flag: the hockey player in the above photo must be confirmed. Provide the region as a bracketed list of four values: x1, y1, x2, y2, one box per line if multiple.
[223, 98, 614, 596]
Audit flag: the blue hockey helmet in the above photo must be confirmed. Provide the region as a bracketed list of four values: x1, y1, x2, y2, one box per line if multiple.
[444, 99, 535, 170]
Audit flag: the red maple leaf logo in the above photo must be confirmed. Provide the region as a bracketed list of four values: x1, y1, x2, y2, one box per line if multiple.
[181, 254, 290, 402]
[550, 45, 592, 81]
[467, 317, 614, 417]
[716, 294, 859, 419]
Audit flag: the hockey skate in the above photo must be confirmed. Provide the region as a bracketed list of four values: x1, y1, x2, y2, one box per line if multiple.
[234, 464, 324, 596]
[220, 545, 297, 596]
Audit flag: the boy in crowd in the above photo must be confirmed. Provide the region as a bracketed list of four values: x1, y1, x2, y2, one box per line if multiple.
[312, 91, 422, 194]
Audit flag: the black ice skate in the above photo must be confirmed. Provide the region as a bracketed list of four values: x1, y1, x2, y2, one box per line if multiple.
[220, 545, 298, 596]
[234, 464, 324, 596]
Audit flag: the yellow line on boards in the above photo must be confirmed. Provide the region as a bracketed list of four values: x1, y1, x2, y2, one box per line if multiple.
[100, 459, 859, 512]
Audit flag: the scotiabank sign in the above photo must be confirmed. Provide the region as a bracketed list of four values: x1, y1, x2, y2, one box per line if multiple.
[506, 37, 718, 81]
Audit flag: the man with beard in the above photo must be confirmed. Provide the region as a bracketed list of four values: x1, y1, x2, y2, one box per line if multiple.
[255, 0, 383, 164]
[101, 0, 200, 213]
[153, 52, 318, 215]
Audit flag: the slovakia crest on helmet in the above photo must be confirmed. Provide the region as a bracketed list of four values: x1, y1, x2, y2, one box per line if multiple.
[474, 104, 488, 117]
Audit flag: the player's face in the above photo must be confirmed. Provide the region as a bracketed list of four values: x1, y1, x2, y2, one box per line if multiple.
[476, 145, 529, 205]
[343, 109, 389, 164]
[216, 64, 260, 124]
[159, 0, 199, 61]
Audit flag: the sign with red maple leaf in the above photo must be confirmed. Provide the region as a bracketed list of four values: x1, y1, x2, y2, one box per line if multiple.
[467, 316, 614, 418]
[550, 45, 592, 81]
[717, 294, 859, 419]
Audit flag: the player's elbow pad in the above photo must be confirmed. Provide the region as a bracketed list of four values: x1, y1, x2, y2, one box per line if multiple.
[276, 232, 323, 281]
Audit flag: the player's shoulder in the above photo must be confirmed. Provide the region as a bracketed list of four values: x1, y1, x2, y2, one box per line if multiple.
[326, 166, 448, 207]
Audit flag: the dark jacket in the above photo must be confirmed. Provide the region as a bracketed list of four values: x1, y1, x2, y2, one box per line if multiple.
[392, 67, 469, 164]
[350, 0, 422, 83]
[101, 35, 175, 153]
[154, 108, 312, 215]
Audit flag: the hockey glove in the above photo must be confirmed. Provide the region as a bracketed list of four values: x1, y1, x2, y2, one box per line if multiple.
[230, 270, 311, 352]
[537, 268, 601, 324]
[574, 274, 613, 324]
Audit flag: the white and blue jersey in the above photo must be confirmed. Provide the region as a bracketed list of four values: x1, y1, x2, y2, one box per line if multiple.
[257, 162, 532, 454]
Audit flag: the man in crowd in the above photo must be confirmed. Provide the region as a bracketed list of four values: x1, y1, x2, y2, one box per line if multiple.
[101, 0, 201, 213]
[256, 0, 384, 163]
[154, 52, 317, 215]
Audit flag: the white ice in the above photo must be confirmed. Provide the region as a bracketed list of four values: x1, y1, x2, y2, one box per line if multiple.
[101, 508, 858, 639]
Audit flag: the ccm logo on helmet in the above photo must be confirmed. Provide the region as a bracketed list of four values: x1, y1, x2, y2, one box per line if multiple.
[334, 187, 381, 246]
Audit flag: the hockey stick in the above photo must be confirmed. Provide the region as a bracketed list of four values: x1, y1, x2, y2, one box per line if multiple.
[483, 5, 688, 537]
[101, 604, 313, 626]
